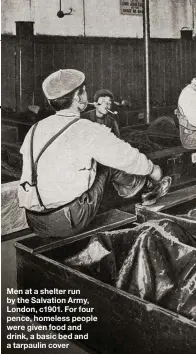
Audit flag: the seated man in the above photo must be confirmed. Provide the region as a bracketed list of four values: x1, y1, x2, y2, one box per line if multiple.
[82, 89, 121, 138]
[18, 69, 166, 239]
[176, 78, 196, 149]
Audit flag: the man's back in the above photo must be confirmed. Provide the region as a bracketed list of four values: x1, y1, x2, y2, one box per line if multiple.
[19, 112, 99, 209]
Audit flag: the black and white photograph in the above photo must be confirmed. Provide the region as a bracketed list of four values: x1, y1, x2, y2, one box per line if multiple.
[1, 0, 196, 353]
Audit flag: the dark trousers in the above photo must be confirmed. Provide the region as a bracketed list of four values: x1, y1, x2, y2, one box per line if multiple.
[26, 165, 146, 238]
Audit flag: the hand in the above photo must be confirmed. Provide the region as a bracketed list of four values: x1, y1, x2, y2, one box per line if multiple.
[150, 165, 163, 181]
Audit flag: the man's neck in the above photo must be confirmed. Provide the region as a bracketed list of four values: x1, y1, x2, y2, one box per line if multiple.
[69, 105, 80, 115]
[96, 110, 105, 118]
[58, 107, 80, 118]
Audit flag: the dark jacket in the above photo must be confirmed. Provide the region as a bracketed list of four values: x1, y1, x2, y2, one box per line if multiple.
[82, 109, 120, 138]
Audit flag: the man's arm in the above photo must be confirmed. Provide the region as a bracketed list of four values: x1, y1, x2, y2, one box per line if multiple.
[89, 123, 155, 176]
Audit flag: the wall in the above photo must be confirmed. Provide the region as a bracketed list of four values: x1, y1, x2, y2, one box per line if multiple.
[2, 34, 196, 114]
[34, 0, 84, 36]
[2, 0, 196, 38]
[150, 0, 194, 38]
[1, 35, 16, 109]
[33, 36, 196, 107]
[86, 0, 195, 38]
[1, 0, 34, 34]
[85, 0, 143, 38]
[1, 1, 196, 114]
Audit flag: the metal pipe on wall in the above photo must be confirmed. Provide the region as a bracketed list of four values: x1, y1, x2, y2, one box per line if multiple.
[83, 0, 86, 36]
[143, 0, 150, 124]
[191, 0, 195, 33]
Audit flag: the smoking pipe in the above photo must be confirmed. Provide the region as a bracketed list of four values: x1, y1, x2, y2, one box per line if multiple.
[88, 102, 118, 115]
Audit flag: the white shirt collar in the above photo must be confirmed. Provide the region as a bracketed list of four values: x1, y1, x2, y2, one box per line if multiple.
[56, 108, 80, 118]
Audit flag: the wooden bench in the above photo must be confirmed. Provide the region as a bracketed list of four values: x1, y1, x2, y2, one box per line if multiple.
[136, 185, 196, 235]
[15, 209, 136, 254]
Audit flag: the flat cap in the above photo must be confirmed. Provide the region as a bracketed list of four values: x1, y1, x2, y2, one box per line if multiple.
[94, 89, 114, 102]
[42, 69, 85, 100]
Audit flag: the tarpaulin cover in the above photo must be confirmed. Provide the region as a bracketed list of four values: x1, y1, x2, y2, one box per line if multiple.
[120, 117, 181, 153]
[64, 219, 196, 321]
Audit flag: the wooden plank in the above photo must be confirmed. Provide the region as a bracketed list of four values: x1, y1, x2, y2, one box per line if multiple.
[53, 43, 65, 71]
[74, 43, 85, 73]
[119, 44, 130, 101]
[34, 41, 45, 106]
[102, 43, 113, 92]
[137, 41, 145, 107]
[111, 43, 121, 101]
[136, 208, 196, 236]
[92, 43, 103, 92]
[190, 39, 196, 80]
[15, 22, 34, 111]
[165, 41, 173, 105]
[136, 185, 196, 235]
[176, 40, 183, 94]
[1, 116, 33, 126]
[63, 42, 75, 69]
[84, 44, 94, 102]
[41, 42, 54, 76]
[137, 185, 196, 213]
[15, 209, 136, 255]
[1, 35, 16, 110]
[147, 145, 196, 160]
[1, 229, 32, 243]
[31, 209, 136, 254]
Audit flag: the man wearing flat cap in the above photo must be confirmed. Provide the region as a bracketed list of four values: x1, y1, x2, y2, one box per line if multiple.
[18, 69, 165, 239]
[82, 89, 121, 138]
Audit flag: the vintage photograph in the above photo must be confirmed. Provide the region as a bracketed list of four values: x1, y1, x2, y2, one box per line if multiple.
[1, 0, 196, 353]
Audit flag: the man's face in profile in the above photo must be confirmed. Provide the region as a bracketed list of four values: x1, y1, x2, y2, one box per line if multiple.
[78, 85, 88, 111]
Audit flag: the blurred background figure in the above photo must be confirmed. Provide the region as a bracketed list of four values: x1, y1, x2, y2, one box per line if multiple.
[176, 78, 196, 149]
[82, 89, 120, 138]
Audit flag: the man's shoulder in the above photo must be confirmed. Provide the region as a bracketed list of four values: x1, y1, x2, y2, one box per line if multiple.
[106, 114, 119, 127]
[179, 84, 196, 104]
[77, 116, 103, 133]
[107, 114, 117, 122]
[82, 109, 96, 121]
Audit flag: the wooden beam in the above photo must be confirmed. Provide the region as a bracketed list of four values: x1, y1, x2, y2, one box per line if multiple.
[15, 22, 34, 112]
[15, 209, 136, 255]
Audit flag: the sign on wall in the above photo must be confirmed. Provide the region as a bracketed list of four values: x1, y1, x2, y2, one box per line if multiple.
[120, 0, 143, 15]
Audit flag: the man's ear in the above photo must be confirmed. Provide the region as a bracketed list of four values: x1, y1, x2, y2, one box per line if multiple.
[73, 89, 80, 102]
